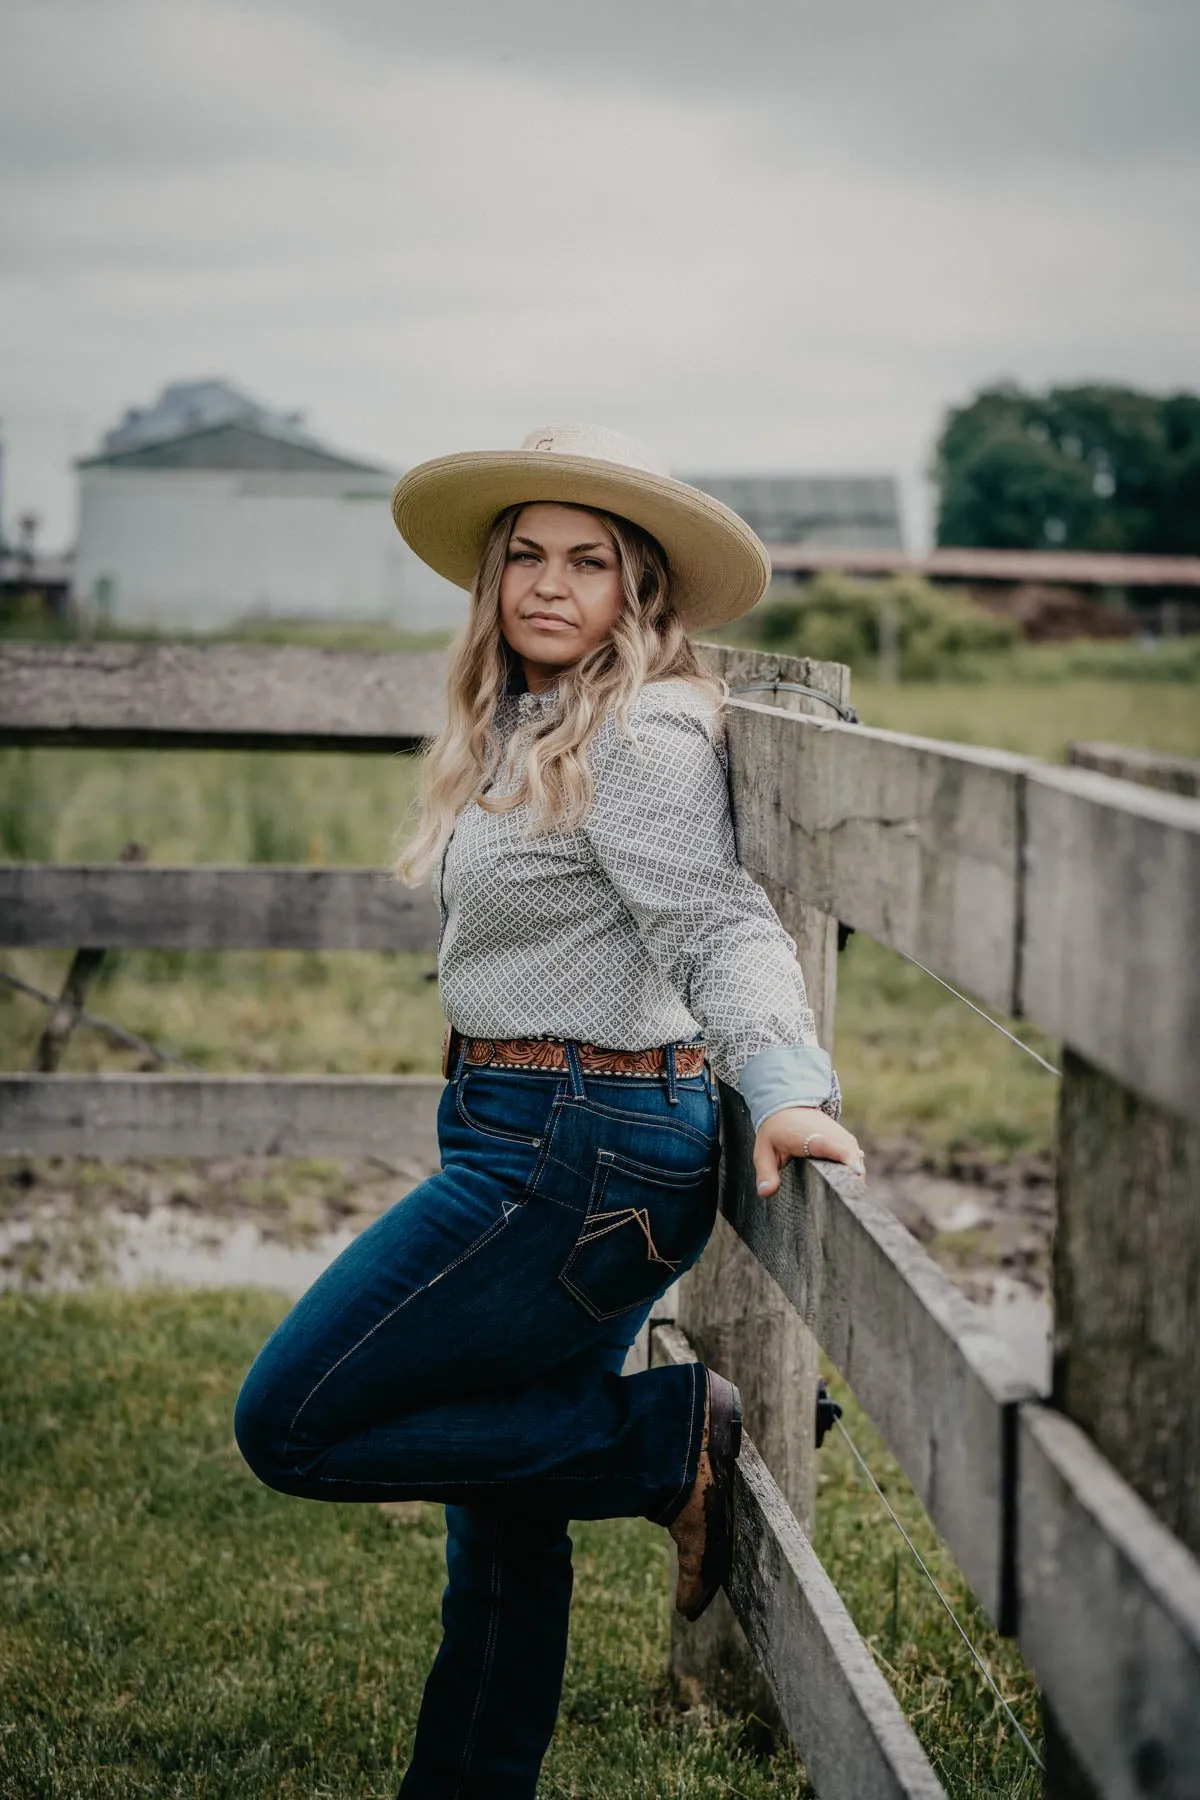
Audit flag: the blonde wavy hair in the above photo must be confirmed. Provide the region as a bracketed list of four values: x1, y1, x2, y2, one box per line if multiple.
[394, 502, 727, 887]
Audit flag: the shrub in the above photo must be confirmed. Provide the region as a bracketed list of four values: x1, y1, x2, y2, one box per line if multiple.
[749, 573, 1019, 677]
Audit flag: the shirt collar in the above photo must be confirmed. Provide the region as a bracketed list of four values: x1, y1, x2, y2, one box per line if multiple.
[503, 661, 560, 713]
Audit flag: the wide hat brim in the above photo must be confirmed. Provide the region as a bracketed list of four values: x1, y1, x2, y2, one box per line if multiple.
[391, 450, 771, 632]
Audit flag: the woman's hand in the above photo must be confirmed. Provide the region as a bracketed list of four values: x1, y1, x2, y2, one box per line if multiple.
[753, 1106, 866, 1197]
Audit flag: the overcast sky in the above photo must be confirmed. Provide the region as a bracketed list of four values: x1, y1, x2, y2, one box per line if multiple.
[3, 0, 1198, 551]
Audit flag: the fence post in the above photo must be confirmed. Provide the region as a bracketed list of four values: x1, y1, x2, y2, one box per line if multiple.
[1043, 744, 1200, 1792]
[670, 649, 849, 1709]
[1043, 1056, 1200, 1794]
[30, 842, 146, 1073]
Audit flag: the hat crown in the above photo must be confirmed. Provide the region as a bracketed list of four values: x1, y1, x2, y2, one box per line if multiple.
[519, 423, 669, 479]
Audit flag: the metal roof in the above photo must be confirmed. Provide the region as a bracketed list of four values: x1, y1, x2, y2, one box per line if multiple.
[686, 475, 903, 551]
[79, 379, 385, 476]
[78, 422, 385, 476]
[767, 545, 1200, 588]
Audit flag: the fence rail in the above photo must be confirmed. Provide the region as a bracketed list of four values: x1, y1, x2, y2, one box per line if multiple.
[1069, 740, 1200, 797]
[654, 1323, 948, 1800]
[1017, 1403, 1200, 1794]
[0, 641, 446, 749]
[3, 638, 1199, 1799]
[0, 1072, 443, 1162]
[726, 701, 1200, 1119]
[717, 1096, 1033, 1629]
[0, 863, 441, 951]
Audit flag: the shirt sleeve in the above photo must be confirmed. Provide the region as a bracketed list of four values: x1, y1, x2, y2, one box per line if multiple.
[584, 685, 840, 1133]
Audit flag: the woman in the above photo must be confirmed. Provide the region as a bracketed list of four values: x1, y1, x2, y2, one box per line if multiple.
[234, 424, 865, 1798]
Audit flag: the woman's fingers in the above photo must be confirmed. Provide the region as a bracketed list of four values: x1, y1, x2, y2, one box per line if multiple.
[804, 1125, 865, 1176]
[752, 1110, 867, 1196]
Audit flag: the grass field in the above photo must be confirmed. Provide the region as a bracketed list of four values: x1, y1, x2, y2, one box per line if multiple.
[849, 671, 1200, 761]
[0, 1290, 1040, 1798]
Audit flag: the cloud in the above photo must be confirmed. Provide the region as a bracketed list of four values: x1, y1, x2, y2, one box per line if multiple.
[1, 0, 1196, 550]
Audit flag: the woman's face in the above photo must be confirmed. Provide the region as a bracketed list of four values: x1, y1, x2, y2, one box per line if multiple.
[498, 503, 624, 691]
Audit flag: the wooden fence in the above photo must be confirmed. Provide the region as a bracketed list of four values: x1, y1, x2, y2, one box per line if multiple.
[2, 639, 1199, 1799]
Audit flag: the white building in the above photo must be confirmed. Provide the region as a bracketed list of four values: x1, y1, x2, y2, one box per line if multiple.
[74, 380, 465, 632]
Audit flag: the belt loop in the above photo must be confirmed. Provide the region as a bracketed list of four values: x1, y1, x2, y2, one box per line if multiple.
[451, 1027, 469, 1082]
[564, 1039, 586, 1100]
[664, 1041, 679, 1105]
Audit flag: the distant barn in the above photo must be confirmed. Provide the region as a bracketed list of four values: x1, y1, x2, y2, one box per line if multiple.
[683, 474, 904, 552]
[74, 380, 464, 633]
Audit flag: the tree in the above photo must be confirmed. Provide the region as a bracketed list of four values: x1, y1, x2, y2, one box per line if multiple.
[933, 382, 1200, 554]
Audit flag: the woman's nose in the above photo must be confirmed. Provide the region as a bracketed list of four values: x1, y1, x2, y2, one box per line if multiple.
[534, 563, 569, 597]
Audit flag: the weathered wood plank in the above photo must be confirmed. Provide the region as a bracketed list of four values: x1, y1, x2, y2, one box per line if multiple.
[717, 1088, 1038, 1629]
[726, 703, 1200, 1119]
[1053, 1052, 1200, 1559]
[699, 643, 855, 721]
[0, 642, 449, 750]
[1069, 741, 1200, 798]
[1044, 1036, 1200, 1795]
[0, 1074, 443, 1162]
[0, 639, 831, 751]
[1022, 766, 1200, 1121]
[725, 700, 1029, 1015]
[1019, 1403, 1200, 1800]
[653, 1323, 947, 1799]
[0, 864, 442, 951]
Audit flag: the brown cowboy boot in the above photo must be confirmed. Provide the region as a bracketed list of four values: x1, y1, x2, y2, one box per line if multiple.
[667, 1368, 742, 1621]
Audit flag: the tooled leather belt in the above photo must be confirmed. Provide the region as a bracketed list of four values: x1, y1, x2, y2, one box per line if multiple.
[442, 1024, 707, 1080]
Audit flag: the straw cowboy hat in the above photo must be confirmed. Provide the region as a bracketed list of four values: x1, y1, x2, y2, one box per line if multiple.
[391, 424, 771, 632]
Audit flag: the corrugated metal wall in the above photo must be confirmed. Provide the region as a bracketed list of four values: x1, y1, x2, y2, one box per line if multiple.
[75, 468, 467, 631]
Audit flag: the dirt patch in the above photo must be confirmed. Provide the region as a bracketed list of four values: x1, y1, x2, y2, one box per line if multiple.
[0, 1153, 437, 1294]
[868, 1149, 1054, 1303]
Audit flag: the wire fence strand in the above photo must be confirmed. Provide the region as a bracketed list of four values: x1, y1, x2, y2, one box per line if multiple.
[834, 1413, 1045, 1772]
[891, 948, 1061, 1078]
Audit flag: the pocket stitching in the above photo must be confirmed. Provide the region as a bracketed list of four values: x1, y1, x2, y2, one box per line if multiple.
[455, 1072, 547, 1147]
[559, 1157, 711, 1322]
[597, 1146, 713, 1186]
[576, 1094, 713, 1150]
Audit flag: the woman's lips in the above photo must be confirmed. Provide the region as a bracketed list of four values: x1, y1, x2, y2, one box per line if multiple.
[525, 614, 575, 630]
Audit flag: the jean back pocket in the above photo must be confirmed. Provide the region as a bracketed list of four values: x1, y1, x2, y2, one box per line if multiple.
[559, 1147, 717, 1321]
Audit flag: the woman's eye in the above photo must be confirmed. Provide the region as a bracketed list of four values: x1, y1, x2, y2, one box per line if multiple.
[509, 552, 538, 563]
[576, 558, 605, 572]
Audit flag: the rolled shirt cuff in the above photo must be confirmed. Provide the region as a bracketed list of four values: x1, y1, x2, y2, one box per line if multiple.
[736, 1043, 838, 1135]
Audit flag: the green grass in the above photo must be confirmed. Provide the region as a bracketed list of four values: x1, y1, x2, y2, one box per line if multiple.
[815, 1367, 1041, 1795]
[834, 934, 1058, 1170]
[0, 745, 424, 867]
[0, 610, 454, 654]
[849, 671, 1200, 761]
[0, 1289, 1039, 1798]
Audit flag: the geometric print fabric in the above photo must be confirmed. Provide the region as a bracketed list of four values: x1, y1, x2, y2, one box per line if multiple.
[436, 674, 838, 1109]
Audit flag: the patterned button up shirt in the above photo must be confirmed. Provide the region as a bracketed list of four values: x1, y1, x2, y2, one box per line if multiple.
[435, 671, 839, 1132]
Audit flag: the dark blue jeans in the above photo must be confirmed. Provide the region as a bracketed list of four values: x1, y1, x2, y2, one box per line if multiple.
[234, 1037, 721, 1798]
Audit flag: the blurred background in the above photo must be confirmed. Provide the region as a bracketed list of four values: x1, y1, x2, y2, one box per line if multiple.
[2, 7, 1198, 1790]
[3, 0, 1198, 642]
